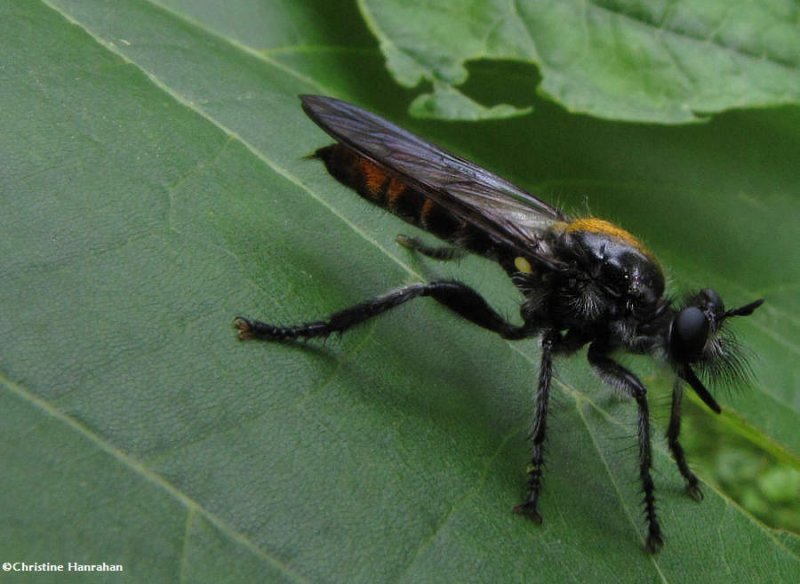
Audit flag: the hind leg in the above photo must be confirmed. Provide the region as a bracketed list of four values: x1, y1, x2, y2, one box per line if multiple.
[235, 281, 535, 342]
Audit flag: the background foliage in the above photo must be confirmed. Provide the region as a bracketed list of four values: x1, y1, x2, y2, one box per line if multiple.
[358, 0, 800, 122]
[1, 1, 799, 582]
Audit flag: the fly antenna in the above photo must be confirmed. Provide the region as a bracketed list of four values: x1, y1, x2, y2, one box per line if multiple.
[725, 298, 764, 318]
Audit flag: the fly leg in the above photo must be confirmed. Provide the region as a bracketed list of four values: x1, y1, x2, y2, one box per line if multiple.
[396, 234, 465, 261]
[513, 329, 557, 524]
[667, 381, 703, 501]
[235, 281, 535, 342]
[588, 342, 664, 554]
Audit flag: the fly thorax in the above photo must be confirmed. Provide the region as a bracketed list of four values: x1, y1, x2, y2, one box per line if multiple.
[555, 225, 665, 320]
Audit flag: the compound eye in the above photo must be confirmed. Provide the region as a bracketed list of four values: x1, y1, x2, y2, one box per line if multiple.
[672, 306, 709, 361]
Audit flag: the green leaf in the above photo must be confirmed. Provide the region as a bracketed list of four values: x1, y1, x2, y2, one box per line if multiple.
[1, 1, 798, 582]
[357, 0, 800, 122]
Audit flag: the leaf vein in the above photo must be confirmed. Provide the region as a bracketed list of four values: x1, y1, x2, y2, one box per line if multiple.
[0, 369, 308, 584]
[585, 0, 799, 73]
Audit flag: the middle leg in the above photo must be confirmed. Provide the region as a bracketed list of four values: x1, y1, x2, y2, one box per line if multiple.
[588, 342, 664, 553]
[396, 234, 466, 261]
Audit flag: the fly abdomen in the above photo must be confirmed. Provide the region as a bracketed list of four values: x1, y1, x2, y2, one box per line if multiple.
[315, 144, 429, 223]
[418, 196, 461, 239]
[314, 144, 496, 257]
[314, 144, 389, 204]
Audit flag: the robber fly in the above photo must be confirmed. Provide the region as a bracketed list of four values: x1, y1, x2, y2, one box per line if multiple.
[234, 95, 764, 553]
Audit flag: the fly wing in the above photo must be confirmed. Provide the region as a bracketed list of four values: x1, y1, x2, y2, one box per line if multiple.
[301, 95, 567, 260]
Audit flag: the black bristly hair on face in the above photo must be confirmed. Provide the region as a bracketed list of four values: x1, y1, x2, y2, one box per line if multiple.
[669, 289, 763, 407]
[695, 325, 754, 390]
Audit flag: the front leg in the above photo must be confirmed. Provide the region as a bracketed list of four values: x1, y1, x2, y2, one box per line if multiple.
[667, 381, 703, 501]
[588, 342, 664, 554]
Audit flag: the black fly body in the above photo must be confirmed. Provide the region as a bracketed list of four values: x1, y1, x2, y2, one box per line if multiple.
[235, 95, 764, 553]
